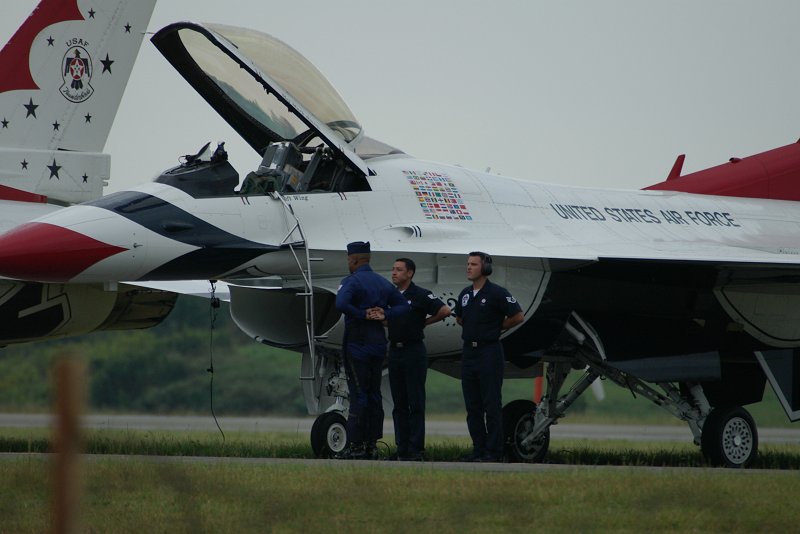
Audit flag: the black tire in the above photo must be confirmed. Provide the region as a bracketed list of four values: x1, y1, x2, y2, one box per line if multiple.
[310, 412, 348, 458]
[700, 406, 758, 468]
[503, 399, 549, 463]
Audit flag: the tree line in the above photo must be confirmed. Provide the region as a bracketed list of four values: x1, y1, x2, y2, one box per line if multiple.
[1, 296, 788, 426]
[0, 297, 470, 415]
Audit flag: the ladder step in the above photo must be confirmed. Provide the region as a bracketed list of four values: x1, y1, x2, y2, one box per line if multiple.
[296, 292, 313, 297]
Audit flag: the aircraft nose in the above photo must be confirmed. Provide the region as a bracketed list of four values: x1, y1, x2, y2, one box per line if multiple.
[0, 222, 127, 282]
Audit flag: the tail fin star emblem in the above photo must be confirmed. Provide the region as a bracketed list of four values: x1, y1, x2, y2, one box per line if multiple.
[60, 46, 93, 102]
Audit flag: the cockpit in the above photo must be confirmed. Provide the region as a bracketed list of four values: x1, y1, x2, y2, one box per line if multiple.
[240, 141, 369, 195]
[150, 22, 404, 198]
[154, 139, 371, 199]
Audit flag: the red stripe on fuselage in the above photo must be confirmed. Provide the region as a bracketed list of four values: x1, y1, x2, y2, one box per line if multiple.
[0, 222, 127, 282]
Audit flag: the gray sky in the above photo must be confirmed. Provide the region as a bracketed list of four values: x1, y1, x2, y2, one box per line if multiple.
[3, 1, 800, 192]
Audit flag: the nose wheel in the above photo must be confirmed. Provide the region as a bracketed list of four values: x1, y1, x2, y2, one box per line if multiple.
[310, 411, 348, 458]
[700, 406, 758, 468]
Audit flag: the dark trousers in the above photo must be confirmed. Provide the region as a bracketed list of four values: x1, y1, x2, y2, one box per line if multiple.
[345, 349, 384, 443]
[388, 341, 428, 455]
[461, 342, 504, 458]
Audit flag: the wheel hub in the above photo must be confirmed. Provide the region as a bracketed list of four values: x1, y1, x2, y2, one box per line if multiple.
[514, 415, 546, 459]
[721, 417, 752, 464]
[328, 423, 346, 453]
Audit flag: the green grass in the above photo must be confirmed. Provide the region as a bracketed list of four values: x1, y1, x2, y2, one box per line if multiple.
[2, 427, 799, 531]
[2, 426, 799, 469]
[1, 455, 799, 533]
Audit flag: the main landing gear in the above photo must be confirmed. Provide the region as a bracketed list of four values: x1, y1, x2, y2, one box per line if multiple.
[700, 406, 758, 467]
[503, 399, 550, 462]
[502, 312, 760, 467]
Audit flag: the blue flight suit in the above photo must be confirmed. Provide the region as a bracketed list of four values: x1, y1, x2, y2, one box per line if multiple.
[387, 282, 446, 458]
[454, 279, 523, 460]
[336, 264, 409, 445]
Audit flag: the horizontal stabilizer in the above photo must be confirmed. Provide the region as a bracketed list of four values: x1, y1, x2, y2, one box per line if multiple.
[0, 147, 108, 203]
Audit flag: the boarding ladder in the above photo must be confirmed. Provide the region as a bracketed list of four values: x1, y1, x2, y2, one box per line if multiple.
[270, 192, 326, 381]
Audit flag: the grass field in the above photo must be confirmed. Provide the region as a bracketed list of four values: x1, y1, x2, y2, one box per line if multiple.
[1, 427, 800, 532]
[1, 426, 799, 468]
[2, 453, 799, 532]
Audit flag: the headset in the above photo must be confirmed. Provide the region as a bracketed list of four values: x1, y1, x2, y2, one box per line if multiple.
[470, 251, 493, 276]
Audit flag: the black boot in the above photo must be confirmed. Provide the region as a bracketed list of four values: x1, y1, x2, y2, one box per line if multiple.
[333, 442, 367, 460]
[364, 442, 379, 460]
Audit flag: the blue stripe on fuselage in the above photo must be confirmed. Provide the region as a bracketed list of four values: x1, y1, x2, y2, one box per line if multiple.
[86, 190, 279, 279]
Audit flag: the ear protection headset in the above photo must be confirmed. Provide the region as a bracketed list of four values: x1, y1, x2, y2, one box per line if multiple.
[471, 251, 493, 276]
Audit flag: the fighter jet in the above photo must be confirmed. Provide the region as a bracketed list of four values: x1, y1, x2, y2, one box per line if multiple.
[0, 0, 175, 346]
[2, 20, 800, 467]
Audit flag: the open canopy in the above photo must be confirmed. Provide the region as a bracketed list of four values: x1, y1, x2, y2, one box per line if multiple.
[151, 22, 369, 175]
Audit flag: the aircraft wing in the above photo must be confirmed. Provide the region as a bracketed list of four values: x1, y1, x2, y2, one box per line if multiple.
[132, 280, 231, 302]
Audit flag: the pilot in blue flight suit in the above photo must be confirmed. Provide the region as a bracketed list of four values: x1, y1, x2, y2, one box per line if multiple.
[334, 241, 409, 459]
[454, 251, 524, 462]
[386, 258, 451, 461]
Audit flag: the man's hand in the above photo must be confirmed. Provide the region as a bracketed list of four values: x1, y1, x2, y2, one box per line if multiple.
[366, 307, 385, 321]
[425, 305, 452, 326]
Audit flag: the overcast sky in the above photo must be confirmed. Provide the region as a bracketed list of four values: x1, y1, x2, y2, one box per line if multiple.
[3, 1, 800, 193]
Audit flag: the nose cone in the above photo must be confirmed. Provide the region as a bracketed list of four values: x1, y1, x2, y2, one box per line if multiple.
[0, 222, 127, 282]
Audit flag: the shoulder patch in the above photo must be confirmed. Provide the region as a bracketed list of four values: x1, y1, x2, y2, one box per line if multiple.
[506, 296, 517, 304]
[427, 293, 437, 300]
[461, 294, 469, 307]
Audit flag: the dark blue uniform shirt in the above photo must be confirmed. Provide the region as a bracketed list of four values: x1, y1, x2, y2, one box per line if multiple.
[388, 282, 446, 342]
[454, 279, 522, 342]
[336, 264, 410, 346]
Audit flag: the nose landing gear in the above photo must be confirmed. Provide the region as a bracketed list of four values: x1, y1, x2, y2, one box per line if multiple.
[310, 411, 348, 458]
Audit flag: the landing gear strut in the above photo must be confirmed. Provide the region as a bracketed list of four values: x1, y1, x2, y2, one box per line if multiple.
[302, 348, 351, 458]
[509, 312, 760, 467]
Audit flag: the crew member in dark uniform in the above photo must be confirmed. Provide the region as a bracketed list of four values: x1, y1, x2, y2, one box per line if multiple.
[335, 241, 409, 459]
[454, 251, 524, 462]
[386, 258, 451, 461]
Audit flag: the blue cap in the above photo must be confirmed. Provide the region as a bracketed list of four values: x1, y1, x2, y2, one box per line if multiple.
[347, 241, 370, 254]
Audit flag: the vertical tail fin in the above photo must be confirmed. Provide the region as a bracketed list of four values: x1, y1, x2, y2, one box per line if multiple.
[0, 0, 156, 203]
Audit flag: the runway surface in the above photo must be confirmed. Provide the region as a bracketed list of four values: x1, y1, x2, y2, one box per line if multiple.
[2, 413, 799, 444]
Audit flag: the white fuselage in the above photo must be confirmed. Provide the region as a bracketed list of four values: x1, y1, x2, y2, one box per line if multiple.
[36, 154, 800, 281]
[17, 153, 800, 356]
